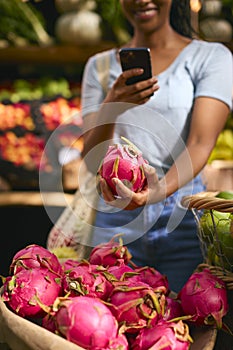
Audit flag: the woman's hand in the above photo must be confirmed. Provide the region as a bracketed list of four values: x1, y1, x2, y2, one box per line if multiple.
[104, 68, 159, 105]
[99, 164, 166, 210]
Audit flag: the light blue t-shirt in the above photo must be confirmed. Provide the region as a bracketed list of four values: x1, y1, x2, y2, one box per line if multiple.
[81, 39, 233, 177]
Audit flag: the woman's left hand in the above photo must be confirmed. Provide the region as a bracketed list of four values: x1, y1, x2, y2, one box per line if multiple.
[99, 164, 166, 210]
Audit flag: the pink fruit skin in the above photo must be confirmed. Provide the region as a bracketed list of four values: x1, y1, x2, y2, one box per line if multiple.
[62, 261, 112, 300]
[2, 268, 63, 318]
[108, 281, 162, 334]
[178, 268, 228, 328]
[9, 244, 63, 276]
[61, 258, 80, 271]
[89, 236, 132, 267]
[163, 296, 184, 321]
[55, 296, 118, 349]
[106, 333, 129, 350]
[134, 266, 170, 295]
[42, 312, 57, 334]
[108, 263, 141, 283]
[99, 143, 148, 196]
[131, 320, 191, 350]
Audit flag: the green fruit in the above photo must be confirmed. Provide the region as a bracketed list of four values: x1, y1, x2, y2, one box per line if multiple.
[216, 191, 233, 200]
[50, 246, 79, 259]
[207, 244, 231, 270]
[199, 210, 232, 243]
[200, 210, 233, 270]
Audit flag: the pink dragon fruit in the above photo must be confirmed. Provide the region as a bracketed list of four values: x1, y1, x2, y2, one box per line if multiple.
[42, 312, 57, 334]
[134, 266, 170, 295]
[89, 234, 132, 267]
[98, 137, 148, 196]
[163, 296, 184, 321]
[106, 333, 129, 350]
[9, 244, 63, 276]
[108, 261, 140, 283]
[54, 296, 119, 349]
[108, 281, 165, 334]
[178, 268, 228, 328]
[62, 260, 113, 300]
[61, 258, 80, 271]
[131, 319, 192, 350]
[1, 268, 63, 318]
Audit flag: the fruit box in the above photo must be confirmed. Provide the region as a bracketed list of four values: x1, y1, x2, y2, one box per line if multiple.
[0, 299, 217, 350]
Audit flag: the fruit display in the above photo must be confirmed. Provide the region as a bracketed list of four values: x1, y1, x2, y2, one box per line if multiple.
[0, 102, 34, 131]
[0, 78, 76, 103]
[0, 237, 229, 349]
[0, 78, 82, 190]
[0, 132, 49, 170]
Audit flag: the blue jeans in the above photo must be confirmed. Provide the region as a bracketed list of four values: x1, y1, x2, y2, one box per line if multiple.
[92, 175, 205, 292]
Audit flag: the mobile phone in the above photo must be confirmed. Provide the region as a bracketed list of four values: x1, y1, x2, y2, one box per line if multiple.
[119, 47, 153, 86]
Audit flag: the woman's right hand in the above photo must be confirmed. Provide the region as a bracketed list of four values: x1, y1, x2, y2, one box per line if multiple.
[104, 68, 159, 105]
[99, 164, 166, 210]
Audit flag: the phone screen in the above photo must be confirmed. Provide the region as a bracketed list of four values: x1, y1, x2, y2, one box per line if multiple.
[119, 47, 152, 85]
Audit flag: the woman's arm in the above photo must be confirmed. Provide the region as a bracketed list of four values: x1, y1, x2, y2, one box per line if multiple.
[99, 96, 230, 210]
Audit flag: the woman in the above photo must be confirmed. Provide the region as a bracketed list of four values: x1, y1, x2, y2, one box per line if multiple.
[80, 0, 233, 292]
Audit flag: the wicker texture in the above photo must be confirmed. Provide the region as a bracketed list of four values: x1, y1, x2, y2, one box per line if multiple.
[197, 263, 233, 290]
[181, 191, 233, 213]
[182, 191, 233, 290]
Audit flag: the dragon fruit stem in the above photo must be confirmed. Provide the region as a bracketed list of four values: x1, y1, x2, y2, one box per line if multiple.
[120, 136, 141, 153]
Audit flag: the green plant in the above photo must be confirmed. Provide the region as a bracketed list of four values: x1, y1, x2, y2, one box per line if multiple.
[0, 0, 52, 46]
[95, 0, 131, 44]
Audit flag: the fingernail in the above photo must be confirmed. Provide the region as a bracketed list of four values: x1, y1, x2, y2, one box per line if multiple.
[112, 178, 118, 185]
[143, 163, 153, 172]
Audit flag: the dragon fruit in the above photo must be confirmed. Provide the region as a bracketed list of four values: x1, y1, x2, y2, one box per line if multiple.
[131, 319, 192, 350]
[108, 281, 165, 334]
[9, 244, 63, 276]
[89, 234, 132, 267]
[134, 266, 170, 295]
[106, 333, 129, 349]
[1, 268, 63, 318]
[163, 296, 184, 321]
[54, 296, 119, 349]
[98, 137, 148, 196]
[62, 260, 113, 300]
[178, 268, 228, 328]
[108, 262, 140, 283]
[42, 312, 57, 334]
[61, 258, 80, 271]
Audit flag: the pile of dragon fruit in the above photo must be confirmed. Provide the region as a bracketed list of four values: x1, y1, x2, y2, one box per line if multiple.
[0, 235, 229, 350]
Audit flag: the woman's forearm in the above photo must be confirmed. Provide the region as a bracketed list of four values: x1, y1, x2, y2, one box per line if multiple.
[162, 142, 214, 198]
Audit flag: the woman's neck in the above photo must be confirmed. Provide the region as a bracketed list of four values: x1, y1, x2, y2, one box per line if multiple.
[130, 27, 190, 50]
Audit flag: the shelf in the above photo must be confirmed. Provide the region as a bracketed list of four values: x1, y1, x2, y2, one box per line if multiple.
[0, 191, 73, 207]
[0, 42, 115, 65]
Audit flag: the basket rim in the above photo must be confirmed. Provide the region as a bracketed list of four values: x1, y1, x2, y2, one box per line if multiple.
[181, 191, 233, 212]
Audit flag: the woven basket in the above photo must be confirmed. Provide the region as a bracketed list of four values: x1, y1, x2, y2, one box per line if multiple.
[181, 191, 233, 288]
[181, 191, 233, 213]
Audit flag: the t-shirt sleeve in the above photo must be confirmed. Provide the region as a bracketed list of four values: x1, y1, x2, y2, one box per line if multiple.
[194, 43, 233, 110]
[81, 55, 105, 118]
